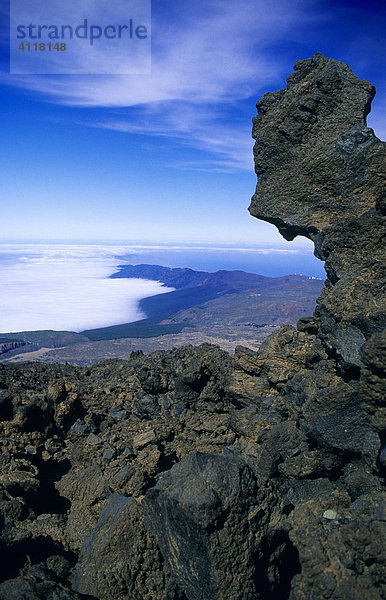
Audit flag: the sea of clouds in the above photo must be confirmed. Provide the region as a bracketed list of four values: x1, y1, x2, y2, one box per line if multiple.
[0, 244, 173, 333]
[0, 241, 324, 334]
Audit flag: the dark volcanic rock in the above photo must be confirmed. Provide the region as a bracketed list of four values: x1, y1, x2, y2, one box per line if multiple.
[0, 54, 384, 600]
[250, 51, 385, 368]
[72, 492, 182, 599]
[143, 450, 263, 600]
[0, 576, 85, 600]
[247, 52, 386, 599]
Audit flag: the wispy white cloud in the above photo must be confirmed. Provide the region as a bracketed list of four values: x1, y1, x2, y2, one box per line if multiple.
[7, 0, 297, 104]
[89, 101, 255, 170]
[4, 0, 321, 169]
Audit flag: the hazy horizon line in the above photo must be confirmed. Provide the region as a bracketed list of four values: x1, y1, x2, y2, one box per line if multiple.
[0, 238, 313, 249]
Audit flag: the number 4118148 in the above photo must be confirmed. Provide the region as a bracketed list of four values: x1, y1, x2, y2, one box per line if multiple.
[18, 42, 67, 51]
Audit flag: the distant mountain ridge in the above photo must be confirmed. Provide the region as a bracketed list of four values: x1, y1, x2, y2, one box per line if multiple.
[111, 264, 214, 289]
[111, 263, 322, 292]
[82, 264, 324, 341]
[111, 264, 275, 305]
[0, 264, 324, 360]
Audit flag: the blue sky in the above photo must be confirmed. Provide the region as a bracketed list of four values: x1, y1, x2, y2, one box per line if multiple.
[0, 0, 385, 244]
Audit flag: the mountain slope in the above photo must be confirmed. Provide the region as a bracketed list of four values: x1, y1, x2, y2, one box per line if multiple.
[82, 270, 323, 341]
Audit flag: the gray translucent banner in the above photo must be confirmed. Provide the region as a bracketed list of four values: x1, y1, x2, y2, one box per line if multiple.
[10, 0, 151, 74]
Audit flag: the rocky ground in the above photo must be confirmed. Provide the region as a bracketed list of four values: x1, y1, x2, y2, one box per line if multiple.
[0, 53, 384, 599]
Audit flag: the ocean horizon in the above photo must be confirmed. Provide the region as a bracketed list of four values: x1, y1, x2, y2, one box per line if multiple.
[0, 241, 325, 333]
